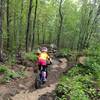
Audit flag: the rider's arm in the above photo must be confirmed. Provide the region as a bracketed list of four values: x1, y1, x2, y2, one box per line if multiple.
[47, 54, 52, 64]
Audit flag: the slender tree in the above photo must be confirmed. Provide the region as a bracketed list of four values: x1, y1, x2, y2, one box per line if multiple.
[0, 0, 3, 60]
[26, 0, 33, 52]
[13, 0, 16, 50]
[18, 0, 24, 49]
[42, 23, 45, 44]
[6, 0, 10, 50]
[31, 0, 38, 51]
[49, 32, 52, 44]
[84, 4, 100, 48]
[36, 20, 40, 45]
[57, 0, 63, 48]
[77, 1, 100, 51]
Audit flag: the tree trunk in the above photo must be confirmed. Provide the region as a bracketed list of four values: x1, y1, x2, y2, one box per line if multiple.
[37, 21, 40, 45]
[6, 0, 10, 50]
[18, 0, 24, 49]
[13, 6, 16, 50]
[42, 23, 45, 44]
[0, 0, 3, 60]
[49, 32, 52, 44]
[26, 0, 33, 52]
[77, 4, 100, 51]
[57, 0, 63, 48]
[84, 4, 100, 48]
[77, 1, 100, 51]
[31, 0, 38, 51]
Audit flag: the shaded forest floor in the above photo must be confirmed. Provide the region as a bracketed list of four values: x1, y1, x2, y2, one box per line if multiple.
[0, 58, 70, 100]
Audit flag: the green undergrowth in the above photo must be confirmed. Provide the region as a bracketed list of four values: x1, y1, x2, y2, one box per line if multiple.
[0, 65, 25, 83]
[6, 51, 38, 65]
[0, 51, 37, 83]
[58, 48, 78, 61]
[24, 52, 38, 62]
[55, 65, 100, 100]
[7, 55, 16, 65]
[55, 47, 100, 100]
[59, 48, 71, 57]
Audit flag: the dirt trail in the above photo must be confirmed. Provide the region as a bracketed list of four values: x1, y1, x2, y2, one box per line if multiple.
[11, 59, 67, 100]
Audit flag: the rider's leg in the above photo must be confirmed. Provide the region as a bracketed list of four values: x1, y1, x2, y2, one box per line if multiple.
[38, 64, 41, 70]
[42, 66, 48, 79]
[46, 67, 48, 79]
[38, 64, 42, 80]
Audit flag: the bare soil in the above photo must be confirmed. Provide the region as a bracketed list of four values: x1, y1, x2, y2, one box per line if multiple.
[0, 58, 68, 100]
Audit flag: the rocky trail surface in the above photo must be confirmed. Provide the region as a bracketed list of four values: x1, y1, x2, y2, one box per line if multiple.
[0, 58, 69, 100]
[11, 59, 67, 100]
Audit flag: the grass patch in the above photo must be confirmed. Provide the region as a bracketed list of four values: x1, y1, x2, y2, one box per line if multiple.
[0, 65, 25, 83]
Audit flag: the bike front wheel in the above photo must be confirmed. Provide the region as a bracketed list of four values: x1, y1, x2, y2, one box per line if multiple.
[35, 75, 41, 89]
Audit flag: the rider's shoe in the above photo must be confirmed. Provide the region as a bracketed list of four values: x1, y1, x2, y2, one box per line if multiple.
[43, 78, 47, 82]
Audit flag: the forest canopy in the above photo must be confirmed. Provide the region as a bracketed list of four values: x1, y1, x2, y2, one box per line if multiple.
[0, 0, 100, 55]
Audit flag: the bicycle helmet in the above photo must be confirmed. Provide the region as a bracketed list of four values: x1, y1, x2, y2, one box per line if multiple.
[41, 47, 48, 52]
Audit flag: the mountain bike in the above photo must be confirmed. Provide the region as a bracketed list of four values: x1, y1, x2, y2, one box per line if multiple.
[35, 65, 48, 89]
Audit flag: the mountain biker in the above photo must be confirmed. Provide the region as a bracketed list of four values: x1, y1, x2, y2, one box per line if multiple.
[37, 47, 51, 81]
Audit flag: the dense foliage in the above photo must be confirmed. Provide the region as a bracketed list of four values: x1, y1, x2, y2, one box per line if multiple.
[55, 46, 100, 100]
[24, 52, 38, 62]
[0, 0, 99, 54]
